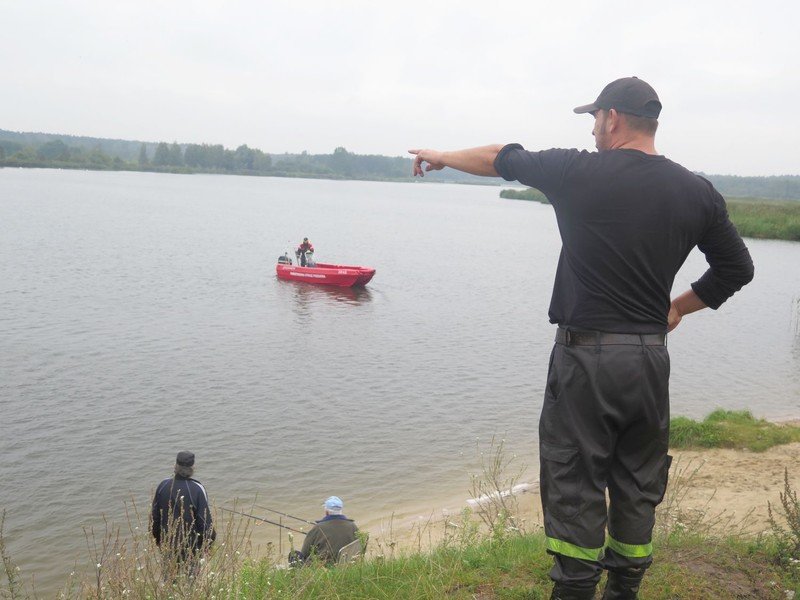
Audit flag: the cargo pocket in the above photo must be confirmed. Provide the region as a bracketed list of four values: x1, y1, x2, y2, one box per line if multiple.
[656, 454, 673, 504]
[540, 442, 581, 521]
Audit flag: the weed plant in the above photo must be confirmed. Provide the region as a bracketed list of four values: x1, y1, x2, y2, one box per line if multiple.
[1, 511, 23, 600]
[468, 435, 529, 539]
[1, 499, 265, 600]
[769, 468, 800, 564]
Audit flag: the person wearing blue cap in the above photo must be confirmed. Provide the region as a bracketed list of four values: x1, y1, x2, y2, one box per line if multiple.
[289, 496, 358, 566]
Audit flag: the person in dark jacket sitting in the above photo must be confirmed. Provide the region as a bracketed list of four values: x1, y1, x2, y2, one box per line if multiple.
[151, 451, 215, 574]
[289, 496, 358, 566]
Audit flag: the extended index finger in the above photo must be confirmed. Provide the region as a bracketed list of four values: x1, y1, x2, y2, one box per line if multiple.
[409, 149, 425, 176]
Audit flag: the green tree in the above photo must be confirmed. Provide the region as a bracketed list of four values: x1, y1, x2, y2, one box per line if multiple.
[153, 142, 170, 166]
[37, 139, 71, 161]
[183, 144, 205, 168]
[168, 142, 183, 166]
[0, 141, 23, 156]
[331, 146, 353, 176]
[87, 146, 111, 167]
[12, 147, 38, 161]
[252, 149, 272, 171]
[138, 144, 149, 167]
[234, 144, 255, 170]
[207, 144, 227, 169]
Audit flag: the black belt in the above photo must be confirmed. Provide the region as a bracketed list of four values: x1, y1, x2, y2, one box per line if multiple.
[555, 328, 666, 347]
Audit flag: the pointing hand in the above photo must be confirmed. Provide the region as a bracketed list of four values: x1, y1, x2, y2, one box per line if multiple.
[409, 149, 445, 177]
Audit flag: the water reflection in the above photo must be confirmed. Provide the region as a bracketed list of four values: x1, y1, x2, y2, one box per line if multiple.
[287, 281, 374, 307]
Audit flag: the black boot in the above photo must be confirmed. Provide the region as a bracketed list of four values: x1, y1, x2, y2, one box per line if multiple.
[550, 582, 597, 600]
[601, 567, 646, 599]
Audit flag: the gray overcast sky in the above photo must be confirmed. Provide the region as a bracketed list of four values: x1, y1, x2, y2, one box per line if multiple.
[2, 1, 798, 175]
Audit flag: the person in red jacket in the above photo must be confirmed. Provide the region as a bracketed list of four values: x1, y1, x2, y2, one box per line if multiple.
[296, 237, 314, 266]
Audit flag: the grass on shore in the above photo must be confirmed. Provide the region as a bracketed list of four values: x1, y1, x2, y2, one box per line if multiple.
[233, 531, 798, 599]
[670, 409, 800, 452]
[499, 188, 800, 242]
[725, 198, 800, 241]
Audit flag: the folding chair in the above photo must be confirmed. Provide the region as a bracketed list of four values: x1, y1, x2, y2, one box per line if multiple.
[336, 538, 363, 565]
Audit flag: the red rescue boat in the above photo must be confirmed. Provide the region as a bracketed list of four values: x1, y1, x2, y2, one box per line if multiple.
[276, 255, 375, 288]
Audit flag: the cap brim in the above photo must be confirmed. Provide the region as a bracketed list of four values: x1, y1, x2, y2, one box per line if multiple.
[573, 103, 599, 114]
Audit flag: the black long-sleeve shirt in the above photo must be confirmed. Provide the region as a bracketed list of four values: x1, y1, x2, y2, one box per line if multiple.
[494, 145, 754, 333]
[151, 475, 215, 550]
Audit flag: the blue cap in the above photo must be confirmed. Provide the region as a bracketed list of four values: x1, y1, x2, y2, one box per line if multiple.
[323, 496, 344, 511]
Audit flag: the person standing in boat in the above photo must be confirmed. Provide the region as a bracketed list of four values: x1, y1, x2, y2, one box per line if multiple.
[296, 237, 315, 267]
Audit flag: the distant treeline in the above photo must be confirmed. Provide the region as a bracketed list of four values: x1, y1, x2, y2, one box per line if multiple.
[1, 129, 799, 195]
[0, 136, 409, 180]
[0, 129, 488, 184]
[697, 174, 800, 201]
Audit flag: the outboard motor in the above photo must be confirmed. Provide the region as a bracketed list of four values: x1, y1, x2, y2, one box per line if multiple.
[278, 253, 293, 265]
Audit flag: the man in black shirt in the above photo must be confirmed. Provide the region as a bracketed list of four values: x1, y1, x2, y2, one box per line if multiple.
[151, 451, 215, 577]
[410, 77, 753, 600]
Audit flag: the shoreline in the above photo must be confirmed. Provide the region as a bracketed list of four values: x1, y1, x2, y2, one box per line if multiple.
[364, 444, 800, 557]
[363, 417, 800, 547]
[245, 421, 800, 561]
[10, 421, 800, 594]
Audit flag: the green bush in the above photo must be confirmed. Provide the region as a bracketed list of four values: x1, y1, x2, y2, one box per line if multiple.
[499, 188, 550, 204]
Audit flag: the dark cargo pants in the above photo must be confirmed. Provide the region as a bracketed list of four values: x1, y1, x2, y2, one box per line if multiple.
[539, 329, 672, 589]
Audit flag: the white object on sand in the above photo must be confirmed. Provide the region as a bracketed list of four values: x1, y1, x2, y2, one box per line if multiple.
[466, 481, 540, 508]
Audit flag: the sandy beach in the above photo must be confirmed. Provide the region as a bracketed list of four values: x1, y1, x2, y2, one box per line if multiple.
[359, 431, 800, 553]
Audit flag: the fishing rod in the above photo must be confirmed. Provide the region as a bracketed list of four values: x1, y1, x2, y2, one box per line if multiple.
[251, 503, 315, 525]
[219, 507, 307, 535]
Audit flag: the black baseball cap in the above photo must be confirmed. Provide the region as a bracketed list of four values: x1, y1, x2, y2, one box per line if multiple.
[573, 77, 662, 119]
[176, 451, 195, 467]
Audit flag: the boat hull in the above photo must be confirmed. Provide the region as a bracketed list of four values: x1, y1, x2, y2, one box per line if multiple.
[276, 262, 376, 287]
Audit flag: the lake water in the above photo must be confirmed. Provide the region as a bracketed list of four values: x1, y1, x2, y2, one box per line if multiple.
[1, 168, 798, 594]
